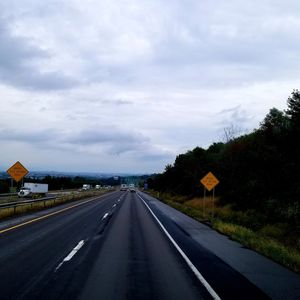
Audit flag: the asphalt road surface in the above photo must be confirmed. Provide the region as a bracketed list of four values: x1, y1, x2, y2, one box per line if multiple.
[0, 191, 299, 299]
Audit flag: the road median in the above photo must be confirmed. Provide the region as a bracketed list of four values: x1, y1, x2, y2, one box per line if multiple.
[0, 190, 114, 221]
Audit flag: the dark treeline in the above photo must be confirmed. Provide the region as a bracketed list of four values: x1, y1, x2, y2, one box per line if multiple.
[0, 174, 150, 193]
[149, 90, 300, 224]
[35, 175, 124, 190]
[0, 176, 121, 193]
[35, 176, 102, 190]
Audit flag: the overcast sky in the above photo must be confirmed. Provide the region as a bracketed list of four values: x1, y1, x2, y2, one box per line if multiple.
[1, 0, 300, 174]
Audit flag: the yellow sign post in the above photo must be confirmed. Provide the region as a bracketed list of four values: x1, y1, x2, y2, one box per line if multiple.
[200, 172, 220, 218]
[200, 172, 219, 191]
[7, 161, 29, 182]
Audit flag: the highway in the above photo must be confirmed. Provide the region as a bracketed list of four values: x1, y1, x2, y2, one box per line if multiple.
[0, 191, 299, 299]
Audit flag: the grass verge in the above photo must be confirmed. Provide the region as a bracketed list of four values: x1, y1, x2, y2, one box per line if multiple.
[148, 190, 300, 274]
[0, 190, 112, 220]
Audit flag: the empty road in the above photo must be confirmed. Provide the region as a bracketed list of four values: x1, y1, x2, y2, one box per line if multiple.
[0, 191, 298, 299]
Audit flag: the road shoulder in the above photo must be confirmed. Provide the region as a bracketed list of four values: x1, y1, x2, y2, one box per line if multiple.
[139, 192, 300, 300]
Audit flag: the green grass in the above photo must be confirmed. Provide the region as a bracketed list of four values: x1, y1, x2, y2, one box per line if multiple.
[213, 220, 300, 273]
[149, 190, 300, 274]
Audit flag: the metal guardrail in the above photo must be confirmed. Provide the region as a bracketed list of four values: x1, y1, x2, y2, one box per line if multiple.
[0, 190, 112, 217]
[0, 196, 57, 209]
[0, 193, 18, 198]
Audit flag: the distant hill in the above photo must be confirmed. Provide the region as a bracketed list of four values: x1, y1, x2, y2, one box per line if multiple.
[0, 171, 145, 180]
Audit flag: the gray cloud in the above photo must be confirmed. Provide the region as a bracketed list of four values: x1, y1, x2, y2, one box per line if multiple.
[0, 126, 171, 162]
[133, 147, 174, 161]
[68, 130, 142, 145]
[2, 0, 300, 91]
[217, 105, 254, 131]
[144, 1, 300, 88]
[0, 128, 55, 143]
[0, 16, 77, 90]
[101, 99, 133, 106]
[0, 0, 299, 173]
[65, 128, 149, 151]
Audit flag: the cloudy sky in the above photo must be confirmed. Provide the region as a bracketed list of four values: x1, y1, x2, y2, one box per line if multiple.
[1, 0, 300, 174]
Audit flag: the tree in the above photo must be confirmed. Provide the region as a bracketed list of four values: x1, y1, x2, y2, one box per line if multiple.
[222, 124, 244, 143]
[150, 89, 300, 220]
[260, 108, 289, 133]
[286, 89, 300, 129]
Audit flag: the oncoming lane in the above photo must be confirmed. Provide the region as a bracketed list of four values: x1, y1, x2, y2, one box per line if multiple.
[0, 191, 125, 300]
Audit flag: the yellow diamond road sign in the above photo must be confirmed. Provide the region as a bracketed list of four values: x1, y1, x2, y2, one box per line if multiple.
[200, 172, 219, 191]
[7, 161, 29, 182]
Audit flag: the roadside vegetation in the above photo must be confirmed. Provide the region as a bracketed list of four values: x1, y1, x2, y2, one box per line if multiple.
[0, 190, 111, 220]
[0, 175, 119, 194]
[147, 90, 300, 273]
[148, 191, 300, 273]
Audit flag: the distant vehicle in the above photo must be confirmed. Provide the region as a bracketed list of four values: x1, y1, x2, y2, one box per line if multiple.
[18, 183, 48, 198]
[82, 184, 92, 190]
[95, 185, 101, 189]
[120, 184, 128, 191]
[129, 183, 136, 192]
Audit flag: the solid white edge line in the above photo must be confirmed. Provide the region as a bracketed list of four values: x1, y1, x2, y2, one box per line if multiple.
[55, 240, 85, 272]
[137, 193, 221, 300]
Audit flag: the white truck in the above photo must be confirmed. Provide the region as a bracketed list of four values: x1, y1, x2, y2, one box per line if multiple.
[18, 183, 48, 198]
[120, 184, 128, 191]
[82, 184, 92, 190]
